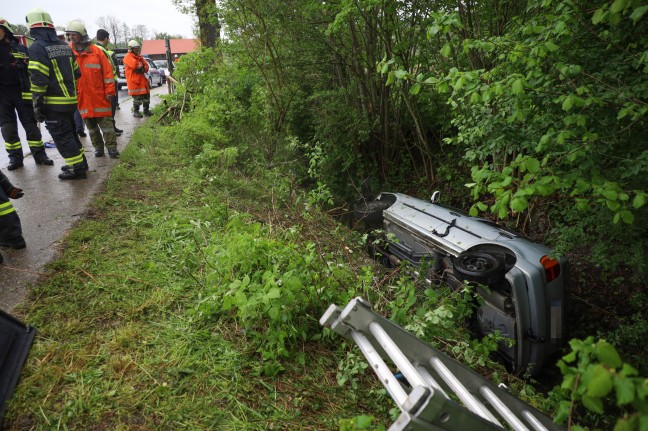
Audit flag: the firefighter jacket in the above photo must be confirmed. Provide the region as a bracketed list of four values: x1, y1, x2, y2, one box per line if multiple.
[70, 43, 116, 119]
[0, 37, 31, 102]
[28, 29, 80, 112]
[123, 51, 149, 96]
[95, 43, 118, 82]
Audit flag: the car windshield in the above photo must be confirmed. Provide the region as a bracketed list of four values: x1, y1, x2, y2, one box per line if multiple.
[154, 60, 168, 68]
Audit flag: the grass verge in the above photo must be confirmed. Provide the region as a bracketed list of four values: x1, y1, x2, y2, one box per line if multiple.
[4, 121, 383, 430]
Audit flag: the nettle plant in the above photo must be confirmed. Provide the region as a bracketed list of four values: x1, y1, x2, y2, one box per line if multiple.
[194, 213, 371, 376]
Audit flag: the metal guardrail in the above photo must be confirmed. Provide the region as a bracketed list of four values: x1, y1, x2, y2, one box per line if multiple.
[320, 298, 563, 431]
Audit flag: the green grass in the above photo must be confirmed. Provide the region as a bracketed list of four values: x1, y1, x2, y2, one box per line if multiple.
[5, 121, 380, 430]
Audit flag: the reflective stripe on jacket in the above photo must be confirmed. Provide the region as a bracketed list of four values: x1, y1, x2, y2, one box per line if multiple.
[123, 51, 149, 96]
[95, 43, 118, 81]
[1, 39, 32, 99]
[71, 43, 116, 119]
[28, 39, 80, 111]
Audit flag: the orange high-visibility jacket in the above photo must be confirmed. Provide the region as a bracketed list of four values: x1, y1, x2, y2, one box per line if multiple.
[123, 51, 150, 97]
[70, 43, 116, 119]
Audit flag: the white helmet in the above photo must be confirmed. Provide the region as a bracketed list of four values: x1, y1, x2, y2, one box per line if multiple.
[25, 8, 55, 29]
[65, 20, 89, 42]
[0, 17, 16, 34]
[128, 39, 140, 48]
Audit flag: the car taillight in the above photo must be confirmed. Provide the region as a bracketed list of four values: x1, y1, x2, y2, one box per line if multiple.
[540, 256, 560, 282]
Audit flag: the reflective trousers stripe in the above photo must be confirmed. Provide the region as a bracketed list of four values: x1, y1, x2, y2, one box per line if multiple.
[65, 153, 85, 166]
[0, 201, 15, 217]
[5, 142, 21, 150]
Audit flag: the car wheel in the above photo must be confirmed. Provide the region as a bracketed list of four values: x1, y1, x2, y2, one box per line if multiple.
[453, 251, 505, 286]
[149, 77, 153, 87]
[354, 200, 391, 224]
[157, 77, 163, 87]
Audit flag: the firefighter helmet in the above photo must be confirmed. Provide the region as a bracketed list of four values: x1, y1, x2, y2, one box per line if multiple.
[25, 8, 55, 29]
[128, 39, 141, 48]
[0, 18, 16, 34]
[65, 20, 89, 42]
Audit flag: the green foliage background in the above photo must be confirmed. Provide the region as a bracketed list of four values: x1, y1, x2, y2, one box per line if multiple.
[165, 0, 648, 428]
[8, 0, 648, 429]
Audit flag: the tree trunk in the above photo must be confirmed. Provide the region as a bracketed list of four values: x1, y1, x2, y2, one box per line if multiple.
[195, 0, 220, 48]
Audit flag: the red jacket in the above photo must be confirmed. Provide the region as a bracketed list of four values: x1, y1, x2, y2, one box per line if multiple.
[70, 43, 116, 119]
[123, 51, 149, 96]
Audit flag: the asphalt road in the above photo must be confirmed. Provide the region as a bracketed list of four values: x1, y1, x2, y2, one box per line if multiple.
[0, 85, 167, 313]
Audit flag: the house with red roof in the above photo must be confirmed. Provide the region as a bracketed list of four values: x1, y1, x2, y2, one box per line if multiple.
[141, 39, 199, 61]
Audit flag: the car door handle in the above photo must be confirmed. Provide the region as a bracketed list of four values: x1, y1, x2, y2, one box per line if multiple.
[432, 218, 456, 238]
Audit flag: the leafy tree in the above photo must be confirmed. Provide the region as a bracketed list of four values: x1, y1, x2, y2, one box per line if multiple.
[153, 32, 184, 40]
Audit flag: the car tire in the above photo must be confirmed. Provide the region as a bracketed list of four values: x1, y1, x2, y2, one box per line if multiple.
[354, 200, 390, 224]
[453, 251, 505, 286]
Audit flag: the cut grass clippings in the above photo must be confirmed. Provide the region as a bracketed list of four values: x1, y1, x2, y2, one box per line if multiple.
[4, 120, 383, 430]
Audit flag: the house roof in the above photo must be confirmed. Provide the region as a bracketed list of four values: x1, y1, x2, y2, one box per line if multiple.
[141, 39, 198, 56]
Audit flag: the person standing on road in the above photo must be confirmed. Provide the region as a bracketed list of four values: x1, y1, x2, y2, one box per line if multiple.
[123, 40, 151, 118]
[0, 169, 26, 250]
[26, 8, 88, 180]
[95, 29, 123, 136]
[66, 21, 119, 159]
[56, 30, 86, 138]
[0, 17, 53, 171]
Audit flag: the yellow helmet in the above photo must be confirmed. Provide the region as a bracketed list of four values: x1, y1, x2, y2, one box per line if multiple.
[128, 39, 141, 49]
[65, 20, 89, 42]
[25, 8, 55, 29]
[0, 17, 15, 34]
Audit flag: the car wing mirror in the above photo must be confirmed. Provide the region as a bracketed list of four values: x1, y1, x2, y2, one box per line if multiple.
[430, 191, 440, 203]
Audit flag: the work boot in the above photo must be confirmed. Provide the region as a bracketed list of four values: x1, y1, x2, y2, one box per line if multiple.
[143, 104, 152, 116]
[0, 235, 27, 250]
[0, 251, 3, 264]
[34, 154, 54, 165]
[7, 159, 23, 171]
[58, 163, 87, 180]
[133, 106, 143, 118]
[60, 160, 89, 172]
[113, 119, 123, 135]
[95, 149, 105, 157]
[108, 149, 120, 159]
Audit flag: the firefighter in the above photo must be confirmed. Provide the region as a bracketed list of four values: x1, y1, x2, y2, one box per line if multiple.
[123, 40, 151, 118]
[95, 29, 123, 136]
[66, 21, 119, 159]
[26, 8, 88, 180]
[0, 169, 26, 249]
[0, 17, 53, 170]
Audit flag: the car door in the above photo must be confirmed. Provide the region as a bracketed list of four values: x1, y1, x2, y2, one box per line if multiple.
[145, 59, 161, 86]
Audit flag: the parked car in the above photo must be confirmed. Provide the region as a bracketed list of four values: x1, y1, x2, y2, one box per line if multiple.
[153, 60, 168, 82]
[356, 192, 570, 375]
[145, 58, 164, 87]
[115, 51, 127, 91]
[115, 53, 163, 90]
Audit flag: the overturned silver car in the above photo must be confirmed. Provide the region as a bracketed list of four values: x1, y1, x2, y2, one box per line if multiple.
[357, 192, 569, 375]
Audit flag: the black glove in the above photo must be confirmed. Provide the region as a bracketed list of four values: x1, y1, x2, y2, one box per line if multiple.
[135, 67, 144, 74]
[8, 187, 24, 199]
[33, 96, 45, 123]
